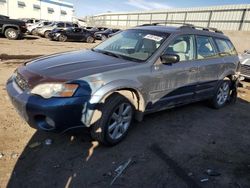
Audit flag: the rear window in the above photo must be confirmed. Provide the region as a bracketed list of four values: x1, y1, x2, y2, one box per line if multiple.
[214, 38, 237, 56]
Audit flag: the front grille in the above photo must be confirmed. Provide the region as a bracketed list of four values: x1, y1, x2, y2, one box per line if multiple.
[15, 72, 29, 90]
[240, 64, 250, 76]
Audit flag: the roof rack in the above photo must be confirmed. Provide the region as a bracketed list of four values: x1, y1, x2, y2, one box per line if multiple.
[139, 21, 223, 34]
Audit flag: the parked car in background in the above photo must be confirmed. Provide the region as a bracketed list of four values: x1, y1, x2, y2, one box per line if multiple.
[20, 18, 40, 27]
[27, 20, 52, 35]
[7, 24, 240, 145]
[239, 50, 250, 80]
[48, 27, 95, 43]
[85, 27, 108, 33]
[37, 22, 78, 38]
[0, 14, 27, 40]
[94, 28, 121, 40]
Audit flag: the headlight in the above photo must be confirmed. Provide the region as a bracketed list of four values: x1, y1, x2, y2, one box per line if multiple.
[31, 83, 78, 99]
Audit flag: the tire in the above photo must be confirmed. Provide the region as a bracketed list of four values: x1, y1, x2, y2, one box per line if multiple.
[58, 34, 67, 42]
[101, 35, 107, 41]
[44, 31, 51, 39]
[90, 93, 134, 146]
[209, 80, 231, 109]
[31, 29, 37, 35]
[4, 28, 19, 40]
[86, 36, 95, 43]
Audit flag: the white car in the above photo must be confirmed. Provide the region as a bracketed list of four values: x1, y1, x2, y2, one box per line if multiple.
[27, 20, 52, 35]
[239, 50, 250, 79]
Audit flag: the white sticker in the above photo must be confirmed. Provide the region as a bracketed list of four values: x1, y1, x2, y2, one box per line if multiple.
[144, 34, 163, 42]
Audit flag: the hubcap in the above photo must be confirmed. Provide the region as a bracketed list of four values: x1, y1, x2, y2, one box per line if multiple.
[217, 82, 230, 105]
[8, 31, 16, 38]
[108, 102, 132, 140]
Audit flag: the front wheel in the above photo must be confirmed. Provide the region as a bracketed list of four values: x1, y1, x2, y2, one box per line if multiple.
[5, 28, 19, 40]
[210, 80, 231, 109]
[101, 35, 107, 41]
[44, 31, 51, 38]
[90, 93, 134, 146]
[58, 34, 67, 42]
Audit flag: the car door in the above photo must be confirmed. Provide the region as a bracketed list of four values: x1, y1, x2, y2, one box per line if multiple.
[194, 35, 222, 99]
[69, 28, 82, 41]
[148, 35, 199, 110]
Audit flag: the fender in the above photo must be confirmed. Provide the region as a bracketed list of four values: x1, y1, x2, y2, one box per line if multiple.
[82, 79, 147, 127]
[2, 24, 20, 33]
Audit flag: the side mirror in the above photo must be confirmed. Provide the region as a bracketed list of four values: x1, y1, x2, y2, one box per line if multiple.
[160, 54, 180, 65]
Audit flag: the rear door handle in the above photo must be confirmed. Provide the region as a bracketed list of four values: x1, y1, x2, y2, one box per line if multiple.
[189, 67, 198, 72]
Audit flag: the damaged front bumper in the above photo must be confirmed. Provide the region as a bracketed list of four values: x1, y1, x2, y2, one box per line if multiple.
[6, 78, 96, 132]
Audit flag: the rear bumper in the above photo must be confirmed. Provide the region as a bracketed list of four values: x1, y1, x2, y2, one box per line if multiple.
[6, 78, 92, 132]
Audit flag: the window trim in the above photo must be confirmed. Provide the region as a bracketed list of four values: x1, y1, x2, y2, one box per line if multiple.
[163, 34, 196, 63]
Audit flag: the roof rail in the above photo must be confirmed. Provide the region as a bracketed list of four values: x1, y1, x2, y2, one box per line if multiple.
[138, 21, 223, 34]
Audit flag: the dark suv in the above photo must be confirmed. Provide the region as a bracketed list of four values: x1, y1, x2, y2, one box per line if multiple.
[6, 23, 240, 145]
[0, 15, 27, 40]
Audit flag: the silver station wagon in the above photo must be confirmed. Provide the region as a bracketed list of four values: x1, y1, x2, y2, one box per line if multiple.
[7, 23, 240, 145]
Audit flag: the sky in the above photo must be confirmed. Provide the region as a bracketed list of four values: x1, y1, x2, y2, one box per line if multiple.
[67, 0, 250, 17]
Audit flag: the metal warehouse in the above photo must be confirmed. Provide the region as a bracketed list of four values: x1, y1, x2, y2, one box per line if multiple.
[89, 4, 250, 31]
[0, 0, 74, 21]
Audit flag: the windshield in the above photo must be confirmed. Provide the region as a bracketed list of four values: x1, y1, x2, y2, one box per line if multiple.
[93, 29, 168, 62]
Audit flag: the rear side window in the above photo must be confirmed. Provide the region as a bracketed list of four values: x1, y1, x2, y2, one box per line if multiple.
[214, 38, 237, 56]
[196, 36, 217, 59]
[56, 22, 64, 27]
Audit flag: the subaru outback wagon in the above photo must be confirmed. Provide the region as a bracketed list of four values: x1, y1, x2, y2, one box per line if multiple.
[6, 24, 240, 145]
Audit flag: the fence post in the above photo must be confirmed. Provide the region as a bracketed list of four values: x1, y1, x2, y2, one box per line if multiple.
[239, 9, 247, 31]
[207, 11, 213, 27]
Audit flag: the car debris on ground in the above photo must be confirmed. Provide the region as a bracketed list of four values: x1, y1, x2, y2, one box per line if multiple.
[29, 142, 41, 149]
[110, 158, 132, 185]
[200, 178, 209, 182]
[0, 152, 4, 159]
[206, 169, 221, 176]
[44, 139, 53, 145]
[11, 152, 19, 159]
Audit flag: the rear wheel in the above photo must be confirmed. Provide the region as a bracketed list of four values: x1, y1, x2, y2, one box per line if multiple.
[58, 34, 67, 42]
[5, 28, 19, 40]
[44, 31, 51, 38]
[86, 36, 95, 43]
[90, 93, 134, 146]
[210, 80, 231, 109]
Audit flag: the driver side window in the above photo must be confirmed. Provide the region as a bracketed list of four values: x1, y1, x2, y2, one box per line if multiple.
[164, 35, 195, 62]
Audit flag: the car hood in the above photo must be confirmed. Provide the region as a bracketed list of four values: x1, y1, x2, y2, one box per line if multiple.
[19, 50, 139, 86]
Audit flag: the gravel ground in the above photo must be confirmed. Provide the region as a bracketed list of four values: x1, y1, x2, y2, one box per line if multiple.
[0, 36, 250, 188]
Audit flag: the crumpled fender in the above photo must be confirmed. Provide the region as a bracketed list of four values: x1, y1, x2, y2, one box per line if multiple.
[82, 79, 146, 127]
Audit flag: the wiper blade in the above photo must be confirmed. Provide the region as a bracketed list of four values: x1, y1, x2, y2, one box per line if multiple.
[93, 49, 122, 59]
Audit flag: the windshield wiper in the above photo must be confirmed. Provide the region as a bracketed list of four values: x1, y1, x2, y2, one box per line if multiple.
[92, 49, 122, 59]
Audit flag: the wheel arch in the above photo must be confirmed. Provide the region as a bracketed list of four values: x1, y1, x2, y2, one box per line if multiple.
[3, 25, 19, 33]
[86, 82, 147, 126]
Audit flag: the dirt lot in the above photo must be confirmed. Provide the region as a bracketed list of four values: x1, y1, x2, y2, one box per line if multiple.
[0, 36, 250, 188]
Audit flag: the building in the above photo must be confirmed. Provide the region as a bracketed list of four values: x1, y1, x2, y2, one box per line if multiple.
[0, 0, 74, 21]
[88, 4, 250, 31]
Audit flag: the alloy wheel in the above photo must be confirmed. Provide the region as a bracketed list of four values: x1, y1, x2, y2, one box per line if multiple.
[108, 102, 132, 140]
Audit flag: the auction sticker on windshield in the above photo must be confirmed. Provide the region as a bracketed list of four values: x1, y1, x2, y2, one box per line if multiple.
[144, 34, 163, 42]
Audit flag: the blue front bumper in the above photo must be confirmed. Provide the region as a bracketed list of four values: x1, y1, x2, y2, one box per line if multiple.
[6, 78, 91, 132]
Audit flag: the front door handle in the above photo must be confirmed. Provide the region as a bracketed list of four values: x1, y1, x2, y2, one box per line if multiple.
[189, 67, 198, 72]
